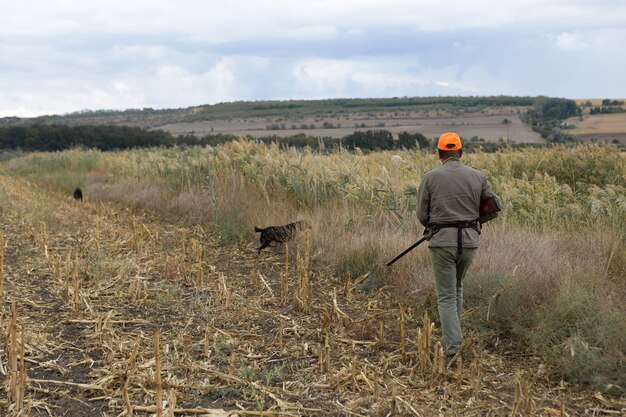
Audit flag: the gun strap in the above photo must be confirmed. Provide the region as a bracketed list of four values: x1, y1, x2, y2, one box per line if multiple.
[429, 220, 480, 254]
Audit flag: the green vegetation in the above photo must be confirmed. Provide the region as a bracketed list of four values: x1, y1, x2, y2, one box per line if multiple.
[601, 99, 625, 106]
[524, 97, 579, 142]
[342, 130, 394, 150]
[590, 106, 626, 115]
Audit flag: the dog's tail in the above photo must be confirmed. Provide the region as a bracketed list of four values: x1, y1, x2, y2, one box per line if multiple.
[254, 226, 264, 233]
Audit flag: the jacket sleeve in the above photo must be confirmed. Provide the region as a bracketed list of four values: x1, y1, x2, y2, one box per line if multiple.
[416, 175, 430, 226]
[480, 174, 495, 201]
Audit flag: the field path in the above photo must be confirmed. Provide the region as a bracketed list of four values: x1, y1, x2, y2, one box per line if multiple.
[0, 175, 621, 416]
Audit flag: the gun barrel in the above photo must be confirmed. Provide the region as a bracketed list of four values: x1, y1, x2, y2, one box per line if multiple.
[386, 235, 428, 266]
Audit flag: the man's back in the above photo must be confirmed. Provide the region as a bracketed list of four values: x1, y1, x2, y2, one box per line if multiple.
[417, 158, 493, 248]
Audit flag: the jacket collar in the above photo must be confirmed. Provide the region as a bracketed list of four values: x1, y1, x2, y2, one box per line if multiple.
[441, 157, 461, 165]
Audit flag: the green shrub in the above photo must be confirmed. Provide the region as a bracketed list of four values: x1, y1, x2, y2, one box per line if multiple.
[528, 285, 625, 394]
[336, 246, 386, 292]
[213, 209, 249, 246]
[465, 271, 625, 394]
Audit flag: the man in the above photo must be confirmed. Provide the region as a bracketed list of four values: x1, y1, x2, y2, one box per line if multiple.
[417, 132, 495, 359]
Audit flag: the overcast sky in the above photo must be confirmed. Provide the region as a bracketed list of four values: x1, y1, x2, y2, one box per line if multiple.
[1, 0, 625, 117]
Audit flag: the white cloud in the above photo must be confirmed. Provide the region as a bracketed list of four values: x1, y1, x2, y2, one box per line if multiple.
[111, 45, 169, 61]
[0, 107, 43, 118]
[291, 57, 507, 98]
[114, 82, 130, 92]
[156, 66, 188, 77]
[551, 28, 626, 51]
[140, 56, 272, 106]
[554, 32, 589, 51]
[0, 86, 148, 117]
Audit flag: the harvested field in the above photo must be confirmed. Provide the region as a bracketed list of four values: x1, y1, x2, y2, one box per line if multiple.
[157, 108, 543, 143]
[565, 113, 626, 143]
[0, 159, 624, 415]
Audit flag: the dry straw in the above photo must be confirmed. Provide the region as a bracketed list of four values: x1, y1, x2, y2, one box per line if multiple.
[71, 252, 79, 313]
[513, 368, 532, 415]
[471, 359, 483, 399]
[400, 307, 406, 362]
[6, 302, 28, 411]
[0, 234, 4, 308]
[64, 249, 72, 298]
[281, 244, 289, 303]
[18, 324, 27, 410]
[8, 302, 18, 404]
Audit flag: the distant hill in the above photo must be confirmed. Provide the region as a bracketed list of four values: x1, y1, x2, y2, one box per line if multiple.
[4, 96, 621, 145]
[0, 96, 540, 129]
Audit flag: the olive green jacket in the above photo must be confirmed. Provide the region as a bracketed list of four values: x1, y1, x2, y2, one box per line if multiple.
[417, 158, 494, 248]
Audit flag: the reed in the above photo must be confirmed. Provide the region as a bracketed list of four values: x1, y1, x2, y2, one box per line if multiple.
[154, 327, 163, 417]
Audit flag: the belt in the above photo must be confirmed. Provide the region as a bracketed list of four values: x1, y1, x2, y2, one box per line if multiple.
[428, 220, 480, 254]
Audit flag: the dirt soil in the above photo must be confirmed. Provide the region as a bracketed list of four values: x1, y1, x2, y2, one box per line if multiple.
[0, 175, 623, 416]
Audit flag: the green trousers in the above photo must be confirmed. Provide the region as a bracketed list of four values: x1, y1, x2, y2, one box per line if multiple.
[429, 247, 477, 356]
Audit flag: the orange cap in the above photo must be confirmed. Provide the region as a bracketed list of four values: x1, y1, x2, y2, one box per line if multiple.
[437, 132, 462, 151]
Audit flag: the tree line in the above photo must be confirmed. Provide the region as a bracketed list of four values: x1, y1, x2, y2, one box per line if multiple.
[1, 123, 550, 154]
[0, 125, 172, 151]
[178, 131, 551, 153]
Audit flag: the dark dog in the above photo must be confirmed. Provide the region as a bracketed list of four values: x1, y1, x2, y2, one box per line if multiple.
[73, 187, 83, 201]
[254, 220, 308, 253]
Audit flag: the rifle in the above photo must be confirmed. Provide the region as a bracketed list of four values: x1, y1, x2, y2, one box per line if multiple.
[386, 230, 432, 267]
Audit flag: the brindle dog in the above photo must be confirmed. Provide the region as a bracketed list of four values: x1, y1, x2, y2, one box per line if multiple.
[254, 220, 308, 253]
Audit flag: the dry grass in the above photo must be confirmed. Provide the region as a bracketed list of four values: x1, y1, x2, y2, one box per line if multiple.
[0, 141, 625, 415]
[566, 113, 626, 135]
